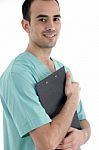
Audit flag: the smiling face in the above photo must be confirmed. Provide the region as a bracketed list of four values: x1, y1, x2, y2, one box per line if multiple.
[22, 0, 61, 49]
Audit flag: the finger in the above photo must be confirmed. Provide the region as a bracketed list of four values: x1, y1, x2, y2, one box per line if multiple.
[56, 142, 72, 149]
[65, 72, 71, 96]
[66, 71, 71, 87]
[62, 135, 73, 145]
[68, 127, 75, 132]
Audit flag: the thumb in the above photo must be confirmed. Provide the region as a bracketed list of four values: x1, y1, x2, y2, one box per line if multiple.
[66, 71, 71, 87]
[65, 71, 72, 97]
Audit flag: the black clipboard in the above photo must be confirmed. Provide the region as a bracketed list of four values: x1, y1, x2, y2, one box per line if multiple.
[36, 66, 81, 130]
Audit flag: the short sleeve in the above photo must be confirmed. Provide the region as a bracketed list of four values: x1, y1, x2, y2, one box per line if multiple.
[77, 100, 86, 120]
[7, 69, 51, 138]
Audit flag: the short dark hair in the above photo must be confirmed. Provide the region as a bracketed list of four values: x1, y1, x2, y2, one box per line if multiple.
[22, 0, 60, 22]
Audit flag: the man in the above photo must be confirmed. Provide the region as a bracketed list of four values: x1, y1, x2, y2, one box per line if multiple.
[0, 0, 91, 150]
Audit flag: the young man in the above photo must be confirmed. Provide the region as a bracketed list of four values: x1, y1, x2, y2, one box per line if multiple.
[0, 0, 91, 150]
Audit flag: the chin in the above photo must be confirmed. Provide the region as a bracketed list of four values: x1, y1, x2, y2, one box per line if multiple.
[44, 44, 56, 48]
[36, 40, 57, 48]
[47, 41, 57, 48]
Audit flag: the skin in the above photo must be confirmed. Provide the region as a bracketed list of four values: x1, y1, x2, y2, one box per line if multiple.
[22, 0, 91, 150]
[22, 0, 61, 72]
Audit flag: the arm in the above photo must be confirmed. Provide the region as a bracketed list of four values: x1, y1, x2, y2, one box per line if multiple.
[30, 72, 80, 150]
[56, 118, 91, 150]
[80, 119, 91, 144]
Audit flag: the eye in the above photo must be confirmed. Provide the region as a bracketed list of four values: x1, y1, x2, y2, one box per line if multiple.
[53, 17, 60, 22]
[39, 18, 47, 22]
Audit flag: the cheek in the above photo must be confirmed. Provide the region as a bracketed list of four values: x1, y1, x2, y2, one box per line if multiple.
[31, 24, 43, 34]
[55, 23, 61, 32]
[58, 23, 61, 30]
[30, 28, 42, 39]
[56, 27, 61, 35]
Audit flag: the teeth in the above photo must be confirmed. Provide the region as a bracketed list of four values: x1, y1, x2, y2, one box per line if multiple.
[44, 34, 55, 38]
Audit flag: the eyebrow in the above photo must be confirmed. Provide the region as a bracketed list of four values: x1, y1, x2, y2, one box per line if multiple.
[36, 14, 61, 18]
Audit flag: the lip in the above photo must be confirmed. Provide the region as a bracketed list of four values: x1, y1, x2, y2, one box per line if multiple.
[43, 33, 56, 39]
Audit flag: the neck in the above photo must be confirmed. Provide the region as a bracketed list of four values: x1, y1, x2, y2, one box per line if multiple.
[26, 43, 56, 72]
[26, 42, 52, 61]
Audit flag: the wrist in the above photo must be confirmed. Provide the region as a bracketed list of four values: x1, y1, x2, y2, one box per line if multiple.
[66, 94, 79, 108]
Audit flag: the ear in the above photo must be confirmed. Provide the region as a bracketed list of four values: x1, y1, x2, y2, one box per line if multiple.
[21, 19, 30, 33]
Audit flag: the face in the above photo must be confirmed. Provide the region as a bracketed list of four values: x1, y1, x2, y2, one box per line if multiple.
[23, 0, 61, 49]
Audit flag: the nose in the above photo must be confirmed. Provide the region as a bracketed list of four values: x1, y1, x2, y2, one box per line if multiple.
[45, 19, 55, 31]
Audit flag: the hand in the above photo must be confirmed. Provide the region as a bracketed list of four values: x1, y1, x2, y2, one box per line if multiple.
[56, 127, 84, 150]
[65, 72, 80, 105]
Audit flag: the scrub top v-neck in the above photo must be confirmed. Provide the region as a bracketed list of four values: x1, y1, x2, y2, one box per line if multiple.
[0, 51, 86, 150]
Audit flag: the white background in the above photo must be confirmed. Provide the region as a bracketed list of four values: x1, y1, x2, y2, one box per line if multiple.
[0, 0, 99, 149]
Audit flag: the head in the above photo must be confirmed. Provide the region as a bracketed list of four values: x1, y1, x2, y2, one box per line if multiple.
[22, 0, 60, 22]
[22, 0, 61, 49]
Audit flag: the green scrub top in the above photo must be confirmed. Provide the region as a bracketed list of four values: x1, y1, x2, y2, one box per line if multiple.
[0, 51, 86, 150]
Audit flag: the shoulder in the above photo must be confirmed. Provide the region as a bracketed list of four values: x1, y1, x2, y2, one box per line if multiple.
[1, 52, 37, 87]
[11, 52, 35, 73]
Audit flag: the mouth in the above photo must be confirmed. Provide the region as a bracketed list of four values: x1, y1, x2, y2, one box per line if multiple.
[43, 34, 56, 38]
[43, 32, 56, 39]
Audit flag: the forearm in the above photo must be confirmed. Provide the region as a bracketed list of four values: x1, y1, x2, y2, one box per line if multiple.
[30, 96, 78, 150]
[55, 119, 91, 150]
[49, 97, 78, 146]
[80, 119, 91, 145]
